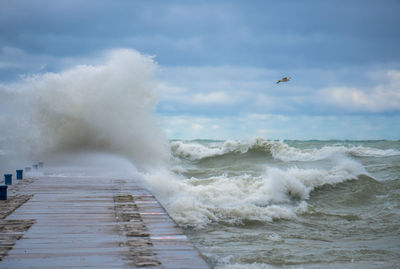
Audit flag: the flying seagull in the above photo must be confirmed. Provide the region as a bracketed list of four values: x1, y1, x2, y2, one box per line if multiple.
[276, 77, 290, 84]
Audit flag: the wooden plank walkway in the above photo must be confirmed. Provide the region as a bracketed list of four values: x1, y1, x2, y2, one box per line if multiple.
[0, 174, 209, 268]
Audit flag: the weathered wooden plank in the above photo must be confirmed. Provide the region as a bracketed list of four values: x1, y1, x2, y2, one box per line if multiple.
[0, 175, 210, 268]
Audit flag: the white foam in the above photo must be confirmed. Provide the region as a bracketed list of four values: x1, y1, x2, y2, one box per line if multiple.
[143, 157, 366, 228]
[170, 138, 274, 160]
[272, 144, 400, 161]
[347, 146, 400, 157]
[0, 49, 169, 170]
[216, 262, 275, 269]
[171, 139, 400, 162]
[170, 141, 223, 160]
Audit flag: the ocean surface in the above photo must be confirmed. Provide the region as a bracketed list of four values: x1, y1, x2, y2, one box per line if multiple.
[1, 138, 399, 268]
[153, 139, 400, 269]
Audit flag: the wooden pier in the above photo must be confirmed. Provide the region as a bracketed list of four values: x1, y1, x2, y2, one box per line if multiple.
[0, 174, 209, 268]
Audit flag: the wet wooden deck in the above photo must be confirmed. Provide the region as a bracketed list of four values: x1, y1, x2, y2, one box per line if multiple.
[0, 175, 209, 268]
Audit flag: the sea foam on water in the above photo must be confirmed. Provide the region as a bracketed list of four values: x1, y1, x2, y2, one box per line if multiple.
[144, 146, 368, 228]
[171, 138, 400, 162]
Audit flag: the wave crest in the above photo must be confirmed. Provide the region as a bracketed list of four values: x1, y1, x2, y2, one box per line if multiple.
[144, 157, 368, 228]
[170, 138, 400, 162]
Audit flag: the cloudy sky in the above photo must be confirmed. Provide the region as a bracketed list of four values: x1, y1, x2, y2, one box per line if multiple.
[1, 0, 400, 140]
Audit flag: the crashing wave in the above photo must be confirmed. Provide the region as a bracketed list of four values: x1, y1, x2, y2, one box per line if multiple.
[0, 49, 168, 170]
[170, 138, 400, 162]
[144, 157, 368, 228]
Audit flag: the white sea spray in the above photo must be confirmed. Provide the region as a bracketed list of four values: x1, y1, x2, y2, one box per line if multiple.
[0, 49, 169, 170]
[143, 155, 367, 228]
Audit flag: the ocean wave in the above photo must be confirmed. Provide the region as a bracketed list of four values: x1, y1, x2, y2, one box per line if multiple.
[347, 146, 400, 157]
[273, 144, 400, 161]
[144, 157, 367, 228]
[170, 138, 284, 161]
[170, 138, 400, 162]
[170, 141, 225, 160]
[216, 262, 275, 269]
